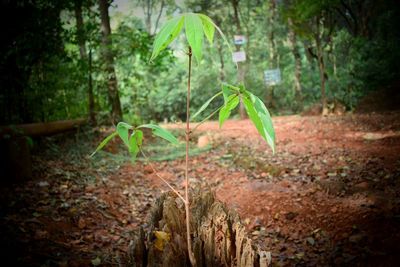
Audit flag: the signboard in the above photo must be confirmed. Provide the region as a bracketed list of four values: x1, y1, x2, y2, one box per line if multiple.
[264, 69, 281, 86]
[234, 35, 246, 45]
[232, 51, 246, 62]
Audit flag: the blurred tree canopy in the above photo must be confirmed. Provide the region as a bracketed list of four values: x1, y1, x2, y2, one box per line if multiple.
[1, 0, 399, 125]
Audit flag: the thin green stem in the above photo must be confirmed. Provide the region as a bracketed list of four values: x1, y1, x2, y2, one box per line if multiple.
[185, 46, 196, 266]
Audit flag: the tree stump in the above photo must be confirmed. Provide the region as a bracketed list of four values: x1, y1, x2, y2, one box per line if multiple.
[0, 119, 85, 183]
[129, 188, 271, 267]
[0, 136, 32, 183]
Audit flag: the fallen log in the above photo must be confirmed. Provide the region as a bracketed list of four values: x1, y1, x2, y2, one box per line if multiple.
[129, 188, 271, 267]
[0, 118, 86, 137]
[0, 119, 86, 183]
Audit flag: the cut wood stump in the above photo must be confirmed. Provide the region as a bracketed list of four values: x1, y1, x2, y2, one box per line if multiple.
[129, 188, 271, 267]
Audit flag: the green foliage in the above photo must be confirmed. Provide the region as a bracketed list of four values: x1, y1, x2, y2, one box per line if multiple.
[185, 13, 205, 62]
[0, 0, 98, 124]
[219, 94, 239, 128]
[114, 19, 175, 122]
[243, 91, 276, 153]
[239, 86, 276, 154]
[137, 124, 179, 144]
[199, 14, 215, 45]
[150, 16, 185, 61]
[129, 130, 143, 161]
[4, 0, 399, 126]
[93, 11, 276, 167]
[91, 122, 178, 162]
[150, 13, 230, 63]
[116, 122, 133, 147]
[89, 132, 118, 158]
[192, 82, 276, 153]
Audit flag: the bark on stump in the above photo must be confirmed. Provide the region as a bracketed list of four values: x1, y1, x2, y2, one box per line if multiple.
[129, 189, 271, 267]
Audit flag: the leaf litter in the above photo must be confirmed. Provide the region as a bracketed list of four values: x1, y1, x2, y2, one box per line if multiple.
[0, 112, 400, 266]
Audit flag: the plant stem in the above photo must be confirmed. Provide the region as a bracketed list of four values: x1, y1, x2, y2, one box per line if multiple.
[185, 46, 196, 266]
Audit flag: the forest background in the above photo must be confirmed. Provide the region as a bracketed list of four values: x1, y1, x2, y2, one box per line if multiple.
[1, 0, 399, 126]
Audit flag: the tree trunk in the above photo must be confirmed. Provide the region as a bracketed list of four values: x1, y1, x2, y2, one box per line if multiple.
[217, 38, 225, 82]
[153, 0, 165, 35]
[75, 0, 87, 59]
[287, 17, 303, 112]
[315, 18, 327, 115]
[230, 0, 246, 119]
[129, 189, 271, 267]
[88, 48, 95, 124]
[265, 0, 277, 110]
[144, 0, 152, 33]
[268, 0, 277, 68]
[74, 0, 96, 125]
[98, 0, 123, 124]
[214, 16, 225, 83]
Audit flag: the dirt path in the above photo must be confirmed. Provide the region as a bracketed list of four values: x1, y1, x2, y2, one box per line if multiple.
[1, 112, 399, 266]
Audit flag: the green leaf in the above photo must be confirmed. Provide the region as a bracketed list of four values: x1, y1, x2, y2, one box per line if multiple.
[199, 14, 215, 45]
[134, 130, 143, 147]
[150, 16, 184, 61]
[243, 93, 275, 153]
[138, 124, 179, 145]
[192, 91, 222, 120]
[222, 83, 241, 97]
[90, 131, 118, 157]
[117, 122, 133, 147]
[184, 13, 204, 63]
[129, 130, 143, 162]
[219, 106, 230, 128]
[243, 98, 263, 136]
[199, 15, 235, 67]
[252, 94, 275, 142]
[219, 94, 239, 128]
[238, 84, 248, 95]
[221, 85, 230, 103]
[221, 83, 238, 102]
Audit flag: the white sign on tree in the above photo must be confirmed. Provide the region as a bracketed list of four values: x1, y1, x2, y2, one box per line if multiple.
[234, 35, 246, 45]
[232, 51, 246, 62]
[264, 69, 281, 86]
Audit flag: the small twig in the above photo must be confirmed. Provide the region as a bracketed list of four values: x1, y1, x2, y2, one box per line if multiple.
[98, 208, 116, 220]
[140, 149, 186, 204]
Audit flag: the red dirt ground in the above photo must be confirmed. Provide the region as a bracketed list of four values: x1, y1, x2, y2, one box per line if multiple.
[1, 112, 400, 266]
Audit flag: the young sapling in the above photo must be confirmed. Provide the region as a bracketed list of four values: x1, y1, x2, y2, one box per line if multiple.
[91, 13, 275, 266]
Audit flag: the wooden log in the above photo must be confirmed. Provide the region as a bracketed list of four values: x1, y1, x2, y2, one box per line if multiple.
[129, 188, 272, 267]
[0, 118, 86, 137]
[0, 119, 86, 183]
